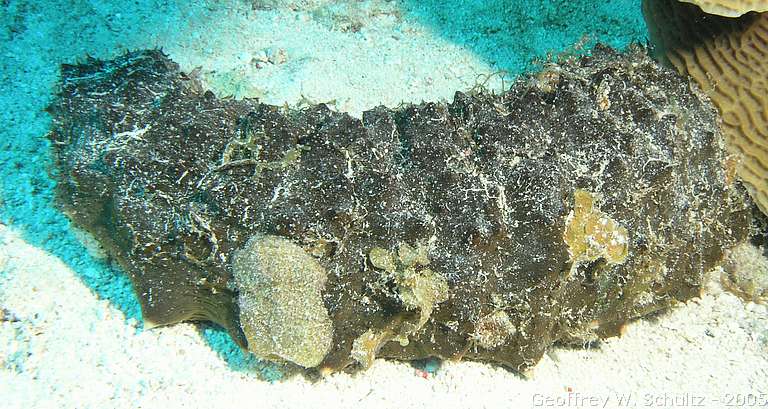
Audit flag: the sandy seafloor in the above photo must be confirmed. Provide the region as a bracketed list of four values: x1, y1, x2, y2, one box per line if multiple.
[0, 0, 767, 408]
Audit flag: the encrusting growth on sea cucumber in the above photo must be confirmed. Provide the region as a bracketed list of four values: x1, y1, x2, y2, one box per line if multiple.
[48, 45, 752, 373]
[232, 235, 334, 368]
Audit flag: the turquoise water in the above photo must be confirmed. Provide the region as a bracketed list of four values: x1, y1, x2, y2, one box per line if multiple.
[405, 0, 645, 73]
[0, 0, 646, 380]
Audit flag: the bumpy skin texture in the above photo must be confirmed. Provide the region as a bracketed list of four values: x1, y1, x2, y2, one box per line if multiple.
[49, 47, 750, 373]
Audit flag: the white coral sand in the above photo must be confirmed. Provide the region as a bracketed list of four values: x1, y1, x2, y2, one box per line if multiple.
[2, 223, 767, 409]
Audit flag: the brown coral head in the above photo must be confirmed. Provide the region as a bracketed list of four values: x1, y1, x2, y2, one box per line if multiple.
[643, 0, 768, 215]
